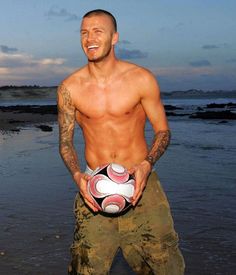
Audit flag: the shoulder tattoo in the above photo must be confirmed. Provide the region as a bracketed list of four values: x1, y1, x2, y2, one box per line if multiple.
[57, 84, 75, 114]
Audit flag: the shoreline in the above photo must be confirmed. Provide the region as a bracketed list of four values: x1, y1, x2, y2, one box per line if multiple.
[0, 105, 57, 133]
[1, 101, 236, 133]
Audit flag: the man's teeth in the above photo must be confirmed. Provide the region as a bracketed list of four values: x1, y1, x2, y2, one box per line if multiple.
[88, 45, 99, 49]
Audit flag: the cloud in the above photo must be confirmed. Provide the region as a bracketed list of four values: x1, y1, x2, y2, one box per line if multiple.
[202, 43, 229, 50]
[39, 58, 65, 65]
[226, 58, 236, 63]
[118, 40, 131, 45]
[46, 7, 80, 21]
[0, 45, 18, 53]
[0, 67, 9, 74]
[189, 60, 211, 67]
[153, 66, 215, 78]
[0, 52, 65, 68]
[0, 51, 72, 86]
[158, 22, 184, 33]
[221, 43, 229, 48]
[151, 65, 236, 91]
[116, 48, 148, 59]
[0, 53, 31, 68]
[175, 22, 184, 28]
[202, 44, 219, 50]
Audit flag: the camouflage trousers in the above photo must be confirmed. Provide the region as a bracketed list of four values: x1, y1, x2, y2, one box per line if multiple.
[68, 171, 185, 275]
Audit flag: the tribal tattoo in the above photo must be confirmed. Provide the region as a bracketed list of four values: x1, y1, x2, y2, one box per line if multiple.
[57, 84, 80, 176]
[145, 130, 171, 168]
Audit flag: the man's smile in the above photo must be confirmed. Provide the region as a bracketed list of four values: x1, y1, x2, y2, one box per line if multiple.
[87, 45, 99, 50]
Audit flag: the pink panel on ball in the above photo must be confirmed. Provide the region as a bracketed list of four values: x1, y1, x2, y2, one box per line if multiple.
[101, 194, 126, 213]
[88, 174, 109, 198]
[107, 164, 129, 183]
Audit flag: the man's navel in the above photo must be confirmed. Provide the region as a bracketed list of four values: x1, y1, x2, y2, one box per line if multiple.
[110, 151, 117, 159]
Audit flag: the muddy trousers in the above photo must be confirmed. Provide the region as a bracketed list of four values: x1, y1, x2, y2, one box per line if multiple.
[68, 172, 185, 275]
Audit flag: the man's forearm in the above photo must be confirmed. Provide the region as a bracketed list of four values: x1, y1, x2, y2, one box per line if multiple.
[57, 83, 80, 177]
[145, 129, 171, 167]
[60, 141, 80, 177]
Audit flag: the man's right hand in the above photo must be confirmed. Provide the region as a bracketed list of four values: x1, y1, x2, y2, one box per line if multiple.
[73, 172, 99, 212]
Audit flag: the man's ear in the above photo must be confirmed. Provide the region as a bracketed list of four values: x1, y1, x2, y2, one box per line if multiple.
[112, 32, 119, 46]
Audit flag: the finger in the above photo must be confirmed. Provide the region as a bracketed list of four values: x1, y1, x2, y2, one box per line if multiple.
[84, 199, 99, 212]
[133, 185, 140, 200]
[84, 190, 101, 210]
[133, 184, 145, 204]
[128, 167, 135, 175]
[83, 174, 92, 181]
[133, 177, 143, 197]
[132, 182, 145, 205]
[82, 191, 100, 211]
[132, 192, 142, 206]
[83, 192, 95, 205]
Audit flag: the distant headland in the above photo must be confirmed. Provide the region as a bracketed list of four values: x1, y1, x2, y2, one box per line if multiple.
[0, 86, 235, 99]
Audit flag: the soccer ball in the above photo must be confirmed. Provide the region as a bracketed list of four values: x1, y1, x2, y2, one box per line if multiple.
[87, 163, 135, 214]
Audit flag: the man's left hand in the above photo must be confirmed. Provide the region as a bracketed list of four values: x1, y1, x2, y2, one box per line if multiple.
[128, 160, 152, 206]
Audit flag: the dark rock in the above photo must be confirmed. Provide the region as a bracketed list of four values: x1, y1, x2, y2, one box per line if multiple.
[164, 105, 183, 110]
[190, 110, 236, 120]
[206, 102, 236, 109]
[9, 120, 22, 124]
[11, 129, 20, 132]
[166, 112, 189, 117]
[206, 103, 226, 108]
[0, 105, 57, 115]
[227, 102, 236, 108]
[36, 125, 53, 132]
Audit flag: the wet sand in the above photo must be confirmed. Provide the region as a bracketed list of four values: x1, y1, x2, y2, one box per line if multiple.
[1, 95, 236, 274]
[0, 126, 136, 274]
[0, 105, 57, 133]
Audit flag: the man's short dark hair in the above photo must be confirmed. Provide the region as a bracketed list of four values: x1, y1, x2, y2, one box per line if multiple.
[83, 9, 117, 32]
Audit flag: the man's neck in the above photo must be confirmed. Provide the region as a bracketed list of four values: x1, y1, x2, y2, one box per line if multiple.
[87, 56, 119, 84]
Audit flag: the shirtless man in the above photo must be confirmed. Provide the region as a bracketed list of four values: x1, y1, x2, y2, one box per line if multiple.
[58, 9, 185, 275]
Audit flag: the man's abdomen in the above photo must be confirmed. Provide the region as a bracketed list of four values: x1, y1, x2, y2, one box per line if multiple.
[84, 130, 148, 170]
[80, 104, 148, 169]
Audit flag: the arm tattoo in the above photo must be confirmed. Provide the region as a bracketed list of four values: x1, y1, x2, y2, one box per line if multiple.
[145, 130, 171, 168]
[57, 84, 80, 176]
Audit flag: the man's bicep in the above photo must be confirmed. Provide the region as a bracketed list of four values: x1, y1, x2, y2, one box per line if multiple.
[57, 83, 75, 113]
[141, 80, 169, 132]
[144, 100, 169, 132]
[57, 84, 76, 139]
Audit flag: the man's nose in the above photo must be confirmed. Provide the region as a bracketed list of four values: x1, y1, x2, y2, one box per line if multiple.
[87, 31, 96, 41]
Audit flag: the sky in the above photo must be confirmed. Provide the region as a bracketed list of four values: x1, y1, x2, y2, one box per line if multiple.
[0, 0, 236, 91]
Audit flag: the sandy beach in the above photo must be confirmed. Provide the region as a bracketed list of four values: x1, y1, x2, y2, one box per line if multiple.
[1, 88, 236, 274]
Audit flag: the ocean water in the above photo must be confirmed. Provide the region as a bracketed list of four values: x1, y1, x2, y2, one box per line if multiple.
[0, 97, 236, 274]
[163, 97, 236, 106]
[0, 98, 56, 107]
[0, 95, 235, 107]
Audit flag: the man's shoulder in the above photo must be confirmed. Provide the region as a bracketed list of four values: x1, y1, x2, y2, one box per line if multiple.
[119, 61, 156, 82]
[121, 61, 154, 77]
[59, 65, 88, 90]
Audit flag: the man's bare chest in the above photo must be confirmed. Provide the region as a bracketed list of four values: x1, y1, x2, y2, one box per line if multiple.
[73, 86, 140, 119]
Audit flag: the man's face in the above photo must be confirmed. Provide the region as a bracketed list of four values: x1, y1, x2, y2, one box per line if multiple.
[80, 15, 118, 62]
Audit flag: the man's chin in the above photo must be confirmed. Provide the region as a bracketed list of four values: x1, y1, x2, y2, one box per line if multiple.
[87, 50, 111, 63]
[88, 56, 105, 63]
